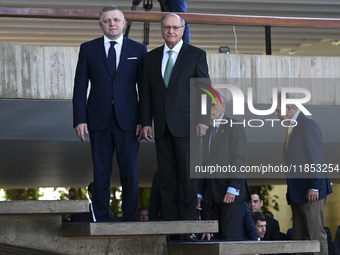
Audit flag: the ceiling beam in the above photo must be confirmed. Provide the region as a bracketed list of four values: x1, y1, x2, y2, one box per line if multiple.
[1, 7, 340, 28]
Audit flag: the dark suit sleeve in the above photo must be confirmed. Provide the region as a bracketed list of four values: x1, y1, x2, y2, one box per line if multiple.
[302, 117, 326, 188]
[136, 45, 148, 125]
[243, 202, 257, 240]
[228, 121, 247, 189]
[198, 178, 207, 196]
[141, 53, 153, 127]
[195, 50, 211, 127]
[271, 218, 281, 240]
[73, 43, 90, 127]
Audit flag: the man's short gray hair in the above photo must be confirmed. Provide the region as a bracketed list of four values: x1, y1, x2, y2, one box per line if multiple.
[160, 13, 185, 27]
[99, 6, 124, 21]
[214, 90, 227, 104]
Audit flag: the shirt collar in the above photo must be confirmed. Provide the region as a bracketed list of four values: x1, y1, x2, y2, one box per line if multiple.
[164, 39, 183, 54]
[104, 34, 123, 46]
[291, 109, 301, 124]
[212, 114, 224, 128]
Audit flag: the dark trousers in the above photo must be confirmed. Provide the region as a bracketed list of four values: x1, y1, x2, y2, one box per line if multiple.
[155, 127, 198, 220]
[209, 201, 244, 240]
[90, 109, 139, 222]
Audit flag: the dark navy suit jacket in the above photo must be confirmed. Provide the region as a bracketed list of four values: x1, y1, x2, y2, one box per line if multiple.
[73, 36, 147, 131]
[284, 112, 332, 204]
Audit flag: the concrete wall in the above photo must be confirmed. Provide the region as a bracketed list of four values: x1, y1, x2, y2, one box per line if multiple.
[0, 43, 78, 99]
[1, 43, 340, 104]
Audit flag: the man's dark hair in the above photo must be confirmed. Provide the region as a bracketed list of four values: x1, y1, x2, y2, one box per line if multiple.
[252, 211, 266, 223]
[250, 190, 264, 201]
[87, 181, 94, 194]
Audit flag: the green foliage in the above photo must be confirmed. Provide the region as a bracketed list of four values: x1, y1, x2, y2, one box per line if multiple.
[139, 187, 151, 208]
[4, 188, 42, 200]
[3, 186, 152, 220]
[249, 185, 279, 212]
[110, 187, 123, 218]
[66, 187, 87, 200]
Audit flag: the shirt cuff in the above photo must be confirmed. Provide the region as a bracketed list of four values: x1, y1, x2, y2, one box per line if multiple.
[227, 187, 240, 196]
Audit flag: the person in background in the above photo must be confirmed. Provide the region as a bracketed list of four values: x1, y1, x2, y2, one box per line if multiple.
[252, 211, 267, 240]
[70, 181, 116, 222]
[137, 207, 149, 221]
[197, 90, 250, 240]
[249, 190, 281, 241]
[274, 91, 333, 255]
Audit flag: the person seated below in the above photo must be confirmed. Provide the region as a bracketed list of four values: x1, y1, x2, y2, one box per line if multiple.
[252, 211, 267, 241]
[70, 181, 116, 222]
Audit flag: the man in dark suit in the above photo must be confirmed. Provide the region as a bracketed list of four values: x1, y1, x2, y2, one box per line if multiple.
[249, 190, 281, 240]
[197, 90, 250, 240]
[73, 6, 147, 222]
[141, 13, 210, 222]
[252, 211, 267, 241]
[274, 91, 332, 255]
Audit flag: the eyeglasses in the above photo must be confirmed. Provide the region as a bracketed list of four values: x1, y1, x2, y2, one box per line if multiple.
[162, 25, 184, 32]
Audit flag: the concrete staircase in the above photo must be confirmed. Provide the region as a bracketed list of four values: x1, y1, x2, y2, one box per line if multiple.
[0, 200, 218, 255]
[0, 200, 320, 255]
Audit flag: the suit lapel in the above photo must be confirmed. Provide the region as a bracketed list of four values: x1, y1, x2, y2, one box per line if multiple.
[116, 37, 128, 75]
[95, 37, 111, 76]
[284, 113, 304, 159]
[153, 46, 165, 87]
[286, 113, 302, 151]
[209, 119, 227, 158]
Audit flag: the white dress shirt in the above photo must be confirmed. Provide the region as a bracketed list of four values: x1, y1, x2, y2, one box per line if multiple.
[161, 40, 183, 78]
[104, 34, 123, 69]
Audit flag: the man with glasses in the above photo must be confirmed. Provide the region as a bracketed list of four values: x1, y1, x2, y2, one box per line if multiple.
[141, 13, 210, 233]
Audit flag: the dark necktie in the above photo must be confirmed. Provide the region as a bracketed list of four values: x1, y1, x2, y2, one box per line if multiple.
[285, 123, 292, 150]
[108, 41, 117, 77]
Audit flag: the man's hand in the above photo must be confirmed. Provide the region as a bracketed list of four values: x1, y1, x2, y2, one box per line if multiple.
[142, 126, 153, 141]
[75, 123, 88, 142]
[196, 123, 209, 137]
[306, 189, 319, 203]
[136, 124, 143, 141]
[223, 192, 235, 204]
